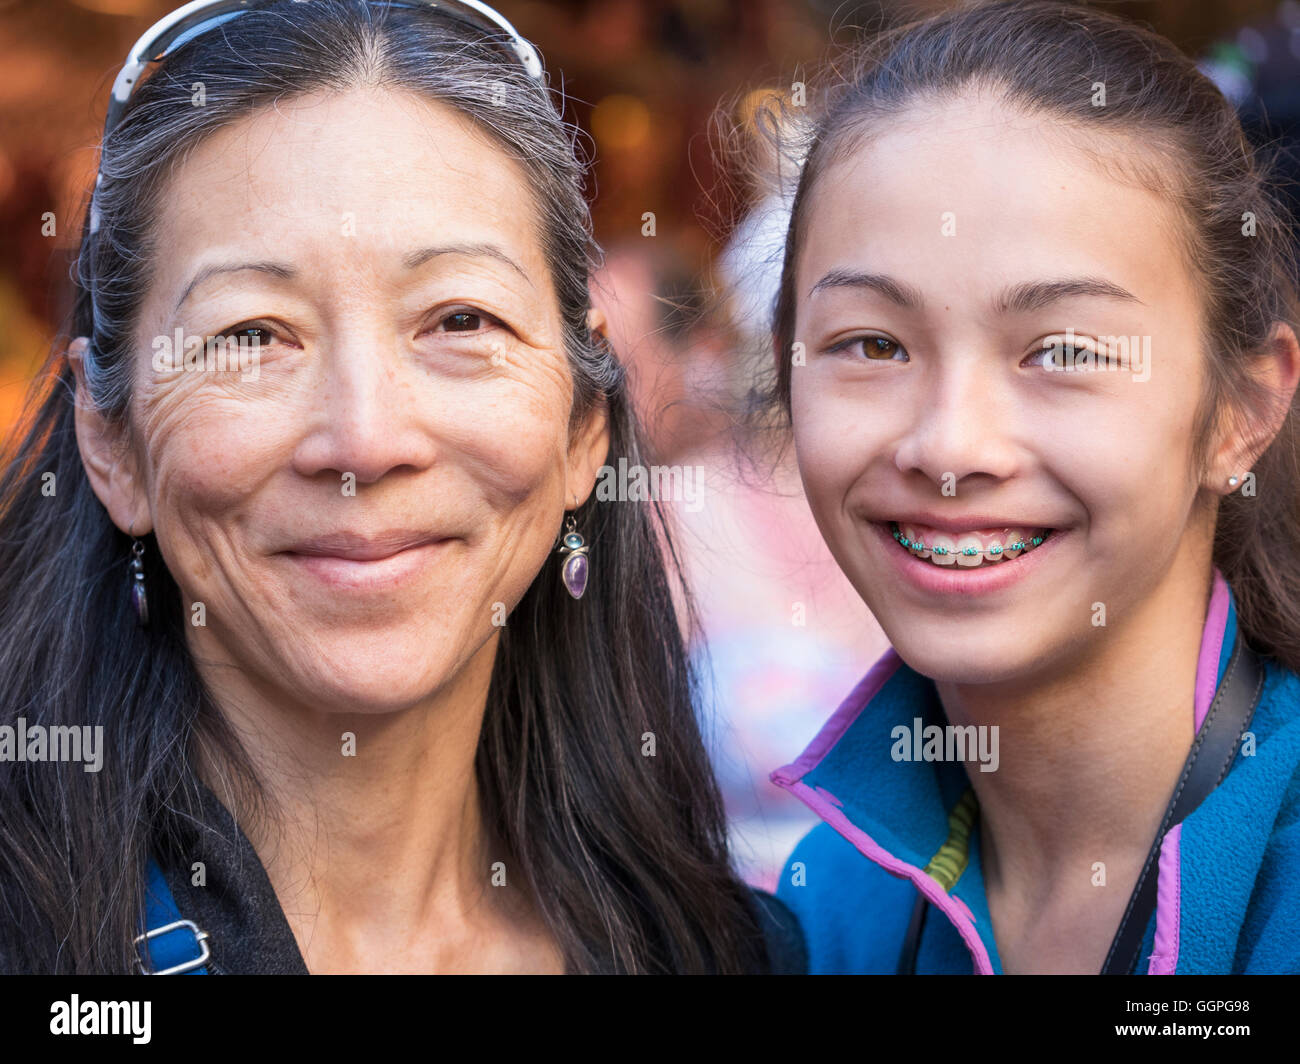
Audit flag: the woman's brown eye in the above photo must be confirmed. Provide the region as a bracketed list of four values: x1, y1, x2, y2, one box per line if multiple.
[443, 312, 482, 332]
[232, 326, 273, 345]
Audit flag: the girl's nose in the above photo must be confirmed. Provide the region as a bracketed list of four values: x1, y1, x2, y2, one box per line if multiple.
[892, 361, 1020, 491]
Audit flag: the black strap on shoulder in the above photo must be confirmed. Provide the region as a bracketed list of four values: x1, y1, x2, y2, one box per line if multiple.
[897, 887, 929, 975]
[897, 632, 1263, 976]
[748, 887, 809, 975]
[1100, 633, 1263, 974]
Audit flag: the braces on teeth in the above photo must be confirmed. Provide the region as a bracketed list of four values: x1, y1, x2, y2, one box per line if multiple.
[890, 522, 1047, 558]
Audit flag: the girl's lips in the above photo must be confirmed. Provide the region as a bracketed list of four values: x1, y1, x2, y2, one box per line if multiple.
[869, 518, 1068, 598]
[281, 538, 453, 591]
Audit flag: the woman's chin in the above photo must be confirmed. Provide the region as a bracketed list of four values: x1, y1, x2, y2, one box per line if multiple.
[266, 635, 483, 716]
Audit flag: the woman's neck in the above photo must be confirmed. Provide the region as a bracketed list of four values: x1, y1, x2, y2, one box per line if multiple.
[193, 632, 560, 972]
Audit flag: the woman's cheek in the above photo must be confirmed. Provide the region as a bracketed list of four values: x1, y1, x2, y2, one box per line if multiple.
[141, 397, 291, 510]
[449, 384, 572, 509]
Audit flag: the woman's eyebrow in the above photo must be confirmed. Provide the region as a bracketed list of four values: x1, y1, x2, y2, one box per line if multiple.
[807, 270, 1142, 312]
[401, 242, 533, 287]
[174, 260, 293, 314]
[173, 243, 533, 314]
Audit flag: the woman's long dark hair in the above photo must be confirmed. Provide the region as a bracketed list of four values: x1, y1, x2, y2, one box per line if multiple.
[0, 0, 766, 974]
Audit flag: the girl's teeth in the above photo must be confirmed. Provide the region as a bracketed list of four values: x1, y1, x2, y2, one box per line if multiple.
[892, 523, 1048, 568]
[955, 534, 984, 567]
[928, 533, 957, 565]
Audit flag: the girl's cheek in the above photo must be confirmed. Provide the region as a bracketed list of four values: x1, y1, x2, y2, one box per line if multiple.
[793, 377, 887, 483]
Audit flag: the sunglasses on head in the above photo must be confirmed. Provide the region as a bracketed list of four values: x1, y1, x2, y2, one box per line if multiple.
[90, 0, 544, 234]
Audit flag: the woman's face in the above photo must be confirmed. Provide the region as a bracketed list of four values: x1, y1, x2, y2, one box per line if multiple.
[79, 87, 607, 714]
[789, 92, 1224, 686]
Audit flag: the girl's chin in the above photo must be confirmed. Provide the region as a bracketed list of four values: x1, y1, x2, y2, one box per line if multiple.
[882, 615, 1095, 690]
[886, 635, 1037, 687]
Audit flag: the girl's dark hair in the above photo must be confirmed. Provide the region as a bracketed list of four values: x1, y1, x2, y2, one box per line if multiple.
[0, 0, 765, 974]
[762, 0, 1300, 670]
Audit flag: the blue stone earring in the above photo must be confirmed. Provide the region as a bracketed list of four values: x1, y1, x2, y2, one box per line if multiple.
[129, 538, 150, 627]
[557, 514, 589, 600]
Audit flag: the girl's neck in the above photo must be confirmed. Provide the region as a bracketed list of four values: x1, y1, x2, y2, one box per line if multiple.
[935, 549, 1214, 890]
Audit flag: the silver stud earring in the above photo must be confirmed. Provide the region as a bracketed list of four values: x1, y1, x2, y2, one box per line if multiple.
[1228, 475, 1240, 489]
[129, 538, 149, 627]
[557, 514, 589, 600]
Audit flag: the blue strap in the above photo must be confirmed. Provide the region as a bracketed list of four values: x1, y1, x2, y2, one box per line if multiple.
[138, 857, 210, 975]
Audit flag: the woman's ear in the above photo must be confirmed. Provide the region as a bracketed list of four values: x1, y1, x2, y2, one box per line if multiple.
[565, 310, 613, 508]
[68, 337, 153, 535]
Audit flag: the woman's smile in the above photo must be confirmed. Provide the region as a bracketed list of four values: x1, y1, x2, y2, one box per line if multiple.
[278, 529, 457, 591]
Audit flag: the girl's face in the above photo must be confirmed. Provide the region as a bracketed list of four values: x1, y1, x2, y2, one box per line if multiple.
[77, 87, 607, 715]
[789, 92, 1218, 685]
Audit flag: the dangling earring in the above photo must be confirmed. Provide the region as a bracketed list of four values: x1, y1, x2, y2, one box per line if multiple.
[556, 514, 589, 600]
[129, 538, 150, 627]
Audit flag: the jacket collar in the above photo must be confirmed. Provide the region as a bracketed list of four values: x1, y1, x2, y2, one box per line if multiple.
[157, 780, 311, 975]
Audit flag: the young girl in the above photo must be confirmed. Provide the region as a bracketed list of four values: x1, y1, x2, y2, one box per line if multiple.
[767, 0, 1300, 974]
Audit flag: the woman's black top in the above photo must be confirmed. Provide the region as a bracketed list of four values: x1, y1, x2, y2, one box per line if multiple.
[152, 781, 808, 975]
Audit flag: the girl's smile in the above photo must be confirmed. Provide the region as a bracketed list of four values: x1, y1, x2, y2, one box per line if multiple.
[869, 517, 1069, 599]
[888, 520, 1052, 567]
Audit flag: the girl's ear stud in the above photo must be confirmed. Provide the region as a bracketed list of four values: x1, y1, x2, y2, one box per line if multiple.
[1228, 475, 1240, 488]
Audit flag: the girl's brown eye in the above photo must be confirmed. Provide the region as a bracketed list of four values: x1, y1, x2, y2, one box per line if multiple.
[826, 333, 908, 361]
[864, 336, 901, 359]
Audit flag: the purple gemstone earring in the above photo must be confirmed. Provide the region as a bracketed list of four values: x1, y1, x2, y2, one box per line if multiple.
[556, 514, 589, 600]
[129, 538, 150, 627]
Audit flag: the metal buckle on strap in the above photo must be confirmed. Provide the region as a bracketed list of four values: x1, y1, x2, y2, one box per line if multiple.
[133, 919, 212, 975]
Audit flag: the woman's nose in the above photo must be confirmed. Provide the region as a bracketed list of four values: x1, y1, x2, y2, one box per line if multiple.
[291, 333, 440, 485]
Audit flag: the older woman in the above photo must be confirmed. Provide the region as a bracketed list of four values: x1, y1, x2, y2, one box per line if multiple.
[0, 0, 804, 974]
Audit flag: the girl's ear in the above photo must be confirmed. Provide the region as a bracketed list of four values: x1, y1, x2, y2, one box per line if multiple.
[68, 337, 153, 536]
[1207, 323, 1300, 492]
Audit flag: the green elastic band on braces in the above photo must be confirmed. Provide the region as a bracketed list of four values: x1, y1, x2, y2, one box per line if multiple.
[891, 526, 1045, 557]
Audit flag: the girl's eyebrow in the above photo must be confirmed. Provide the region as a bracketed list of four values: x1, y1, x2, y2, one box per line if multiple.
[808, 270, 924, 308]
[996, 277, 1143, 313]
[173, 242, 532, 314]
[808, 270, 1143, 312]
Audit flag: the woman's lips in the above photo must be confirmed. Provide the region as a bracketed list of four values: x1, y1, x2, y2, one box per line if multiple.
[280, 532, 452, 591]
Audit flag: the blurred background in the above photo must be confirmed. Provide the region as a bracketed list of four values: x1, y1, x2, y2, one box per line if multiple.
[2, 0, 1298, 888]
